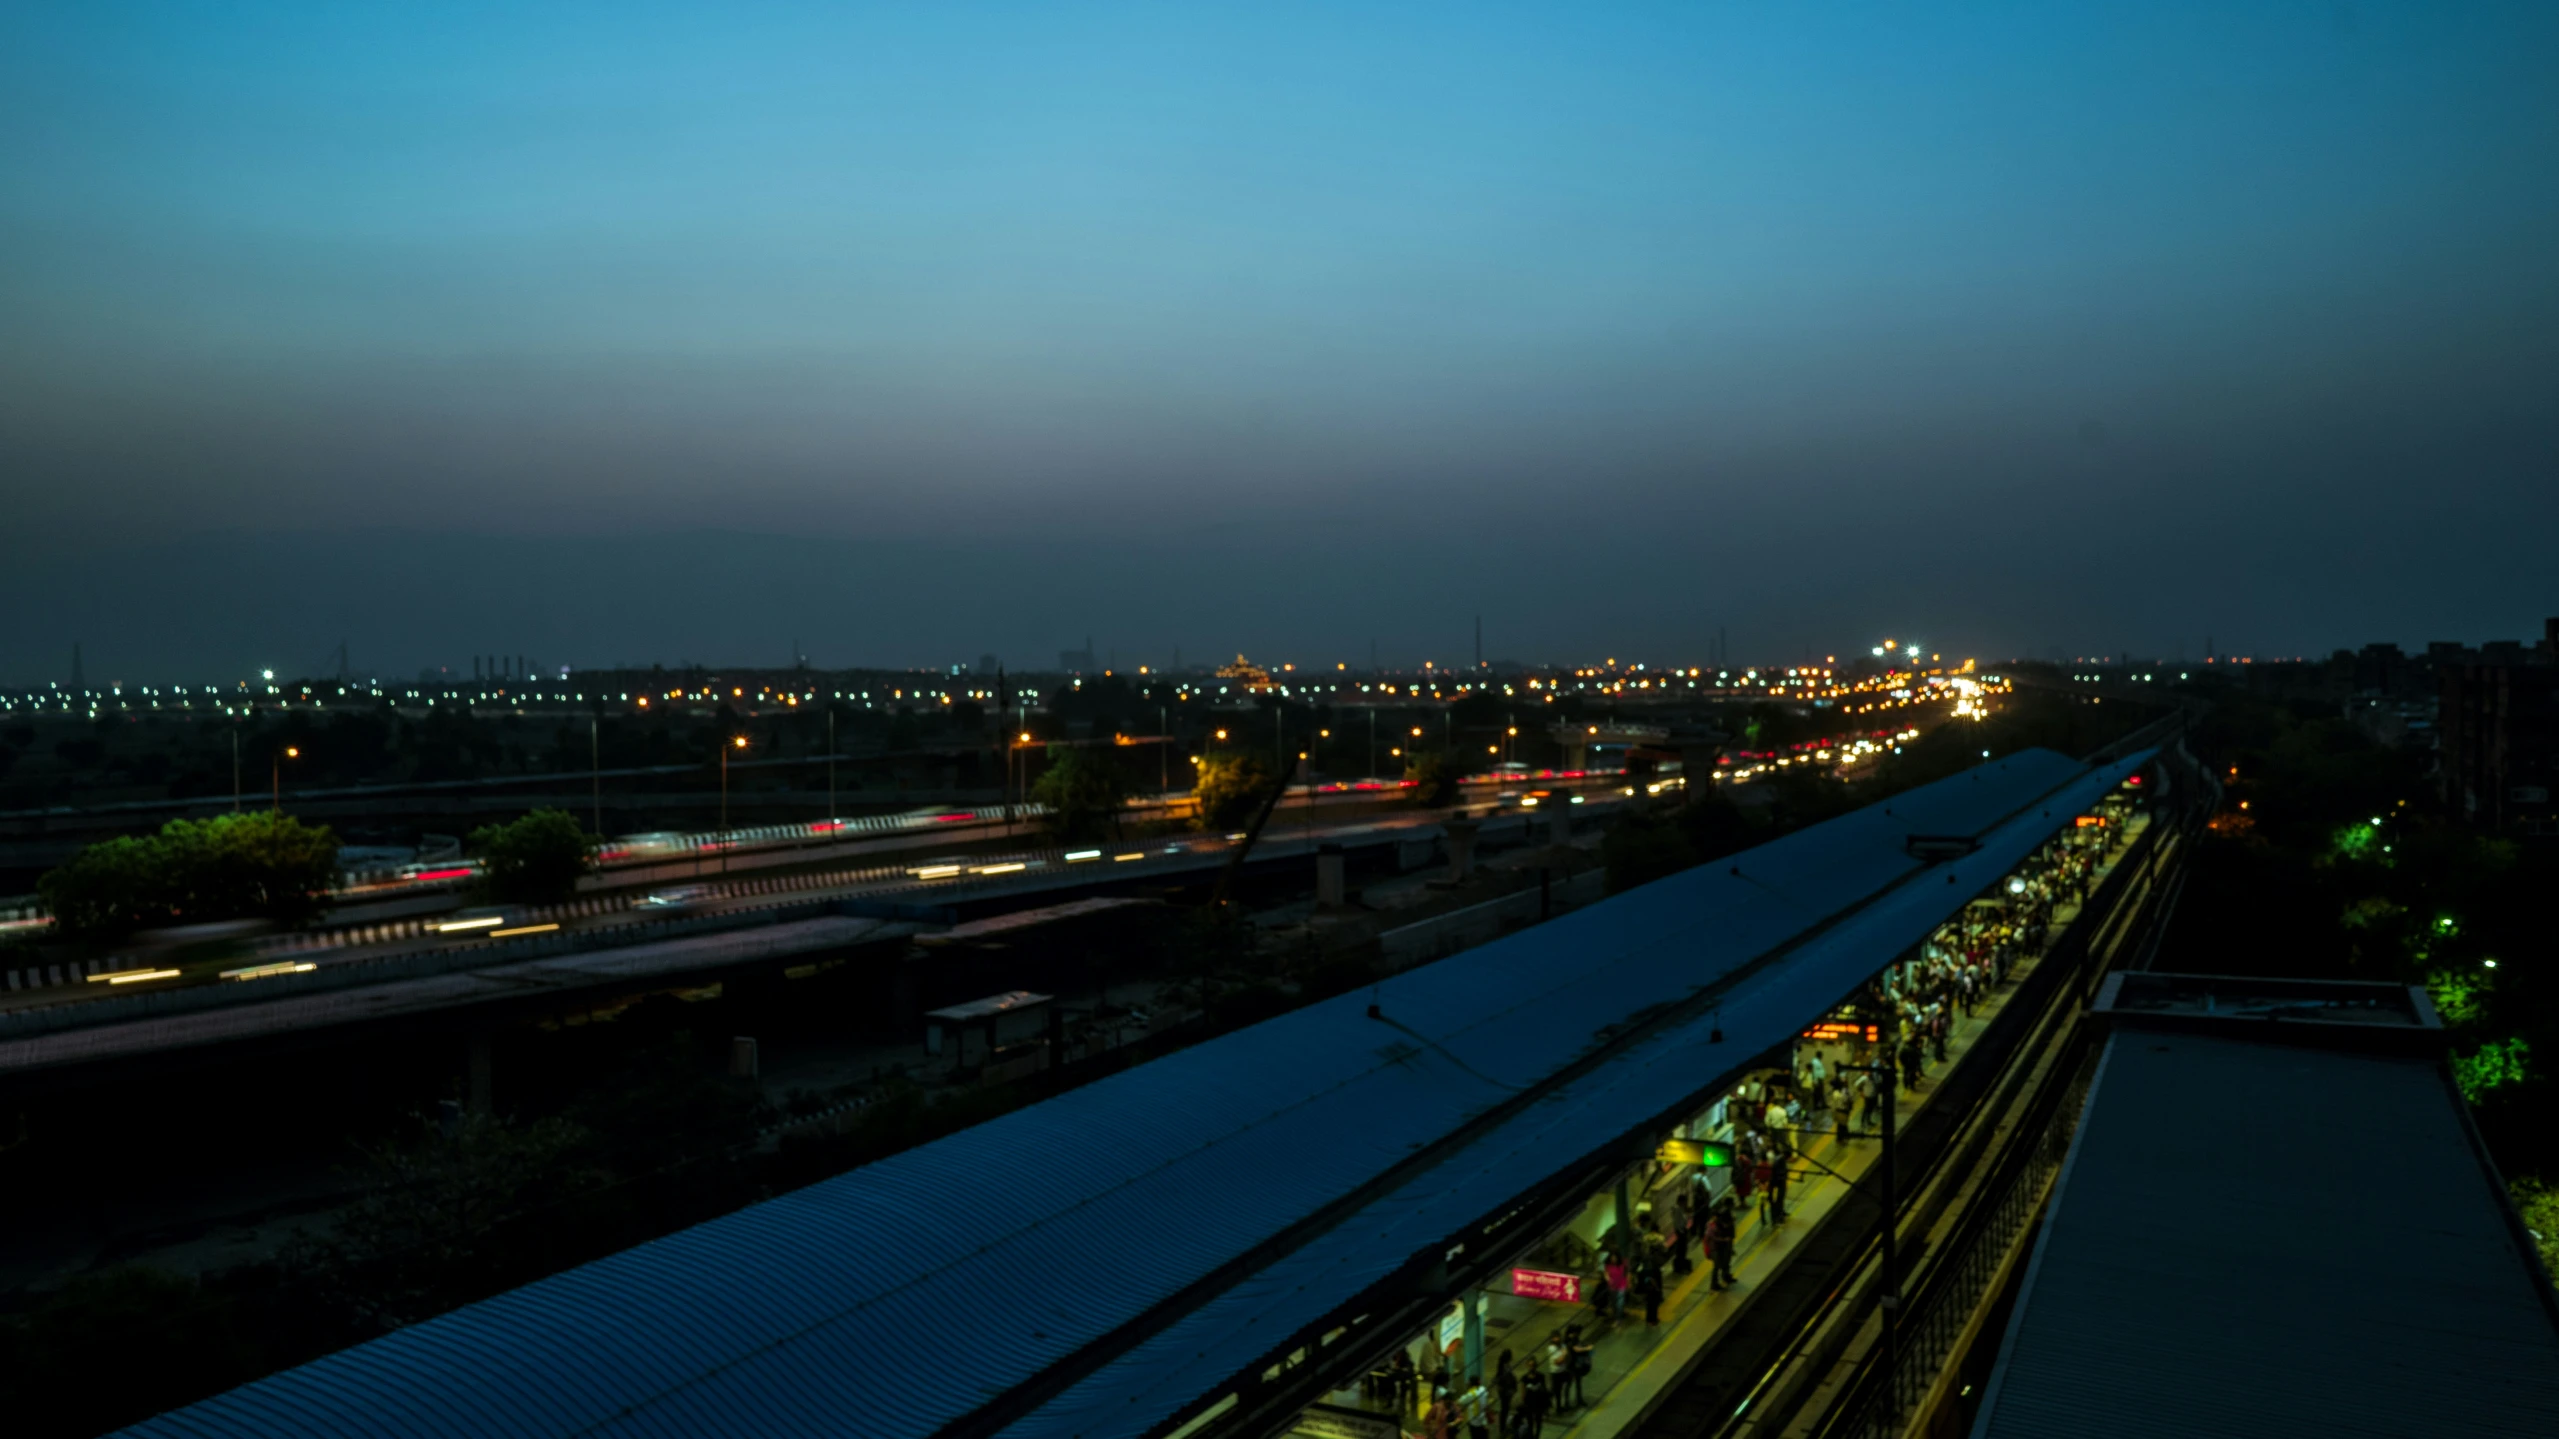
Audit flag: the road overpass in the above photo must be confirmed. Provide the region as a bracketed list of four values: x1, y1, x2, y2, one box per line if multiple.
[118, 734, 2190, 1439]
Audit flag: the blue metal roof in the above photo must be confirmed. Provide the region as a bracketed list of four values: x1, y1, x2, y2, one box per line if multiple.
[128, 748, 2147, 1439]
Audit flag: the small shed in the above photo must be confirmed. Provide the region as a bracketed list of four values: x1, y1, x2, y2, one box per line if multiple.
[923, 990, 1055, 1066]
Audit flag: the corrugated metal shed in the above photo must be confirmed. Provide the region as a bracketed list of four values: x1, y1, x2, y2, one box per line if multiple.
[128, 748, 2144, 1439]
[1972, 1033, 2559, 1438]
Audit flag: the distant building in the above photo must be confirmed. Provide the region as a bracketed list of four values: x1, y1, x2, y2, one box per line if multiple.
[1057, 636, 1096, 673]
[976, 653, 1000, 676]
[2439, 617, 2559, 837]
[1215, 654, 1275, 692]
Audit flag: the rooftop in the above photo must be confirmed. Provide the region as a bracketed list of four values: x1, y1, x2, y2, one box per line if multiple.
[1973, 976, 2559, 1438]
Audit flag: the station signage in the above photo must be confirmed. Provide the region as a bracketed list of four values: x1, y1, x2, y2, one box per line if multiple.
[1657, 1138, 1734, 1168]
[1801, 1020, 1881, 1043]
[1511, 1268, 1581, 1303]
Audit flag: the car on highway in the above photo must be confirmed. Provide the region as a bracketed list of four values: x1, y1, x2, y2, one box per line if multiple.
[635, 886, 720, 917]
[433, 906, 531, 937]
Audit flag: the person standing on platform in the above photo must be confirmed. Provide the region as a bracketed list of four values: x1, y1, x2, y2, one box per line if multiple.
[1517, 1365, 1549, 1437]
[1708, 1205, 1738, 1290]
[1602, 1253, 1630, 1323]
[1637, 1252, 1666, 1326]
[1493, 1351, 1516, 1436]
[1831, 1077, 1855, 1140]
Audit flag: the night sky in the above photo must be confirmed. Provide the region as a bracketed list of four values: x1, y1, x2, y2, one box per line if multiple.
[3, 3, 2554, 683]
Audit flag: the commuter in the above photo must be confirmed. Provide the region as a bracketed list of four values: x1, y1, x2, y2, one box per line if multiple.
[1603, 1254, 1631, 1322]
[1831, 1078, 1855, 1141]
[1569, 1327, 1596, 1405]
[1766, 1157, 1790, 1226]
[1518, 1366, 1549, 1436]
[1493, 1351, 1516, 1435]
[1423, 1391, 1452, 1439]
[1900, 1036, 1924, 1090]
[1463, 1381, 1492, 1439]
[1708, 1206, 1738, 1290]
[1546, 1334, 1573, 1409]
[1636, 1253, 1666, 1326]
[1390, 1351, 1417, 1412]
[1855, 1070, 1879, 1129]
[1751, 1155, 1776, 1226]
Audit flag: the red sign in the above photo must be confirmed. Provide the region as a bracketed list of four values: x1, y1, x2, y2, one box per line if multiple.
[1512, 1268, 1582, 1303]
[1802, 1021, 1881, 1043]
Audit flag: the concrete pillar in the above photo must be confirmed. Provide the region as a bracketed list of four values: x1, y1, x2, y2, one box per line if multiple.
[1445, 819, 1479, 883]
[730, 1036, 760, 1079]
[1613, 1176, 1634, 1253]
[1315, 843, 1346, 907]
[1462, 1288, 1486, 1384]
[466, 1029, 494, 1115]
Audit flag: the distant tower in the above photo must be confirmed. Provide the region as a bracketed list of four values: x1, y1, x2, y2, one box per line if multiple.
[71, 642, 83, 691]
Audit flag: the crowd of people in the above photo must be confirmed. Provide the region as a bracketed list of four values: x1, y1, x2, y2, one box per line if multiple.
[1359, 807, 2136, 1439]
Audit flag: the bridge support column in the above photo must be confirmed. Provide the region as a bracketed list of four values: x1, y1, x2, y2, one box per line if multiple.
[466, 1028, 494, 1116]
[1315, 844, 1345, 907]
[1613, 1175, 1633, 1251]
[1444, 820, 1479, 883]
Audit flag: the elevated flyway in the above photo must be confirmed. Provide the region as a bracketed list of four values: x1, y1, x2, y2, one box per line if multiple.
[0, 803, 1597, 1074]
[123, 747, 2149, 1439]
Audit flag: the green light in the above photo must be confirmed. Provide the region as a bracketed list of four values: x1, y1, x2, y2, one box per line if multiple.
[1698, 1141, 1734, 1168]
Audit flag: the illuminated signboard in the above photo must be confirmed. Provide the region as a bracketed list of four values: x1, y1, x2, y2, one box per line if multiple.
[1802, 1020, 1882, 1044]
[1657, 1138, 1735, 1168]
[1512, 1268, 1582, 1303]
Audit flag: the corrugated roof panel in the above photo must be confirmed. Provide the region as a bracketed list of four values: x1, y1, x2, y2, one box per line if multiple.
[125, 749, 2137, 1439]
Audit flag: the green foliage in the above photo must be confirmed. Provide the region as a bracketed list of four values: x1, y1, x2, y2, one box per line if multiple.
[1193, 751, 1276, 831]
[1403, 749, 1466, 806]
[38, 810, 340, 939]
[468, 808, 595, 905]
[1029, 747, 1131, 843]
[2454, 1038, 2532, 1104]
[2427, 969, 2488, 1029]
[2512, 1179, 2559, 1289]
[2329, 819, 2384, 863]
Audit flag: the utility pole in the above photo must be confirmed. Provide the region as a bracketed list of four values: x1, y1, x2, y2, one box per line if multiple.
[590, 717, 602, 836]
[827, 706, 837, 825]
[1877, 1054, 1901, 1429]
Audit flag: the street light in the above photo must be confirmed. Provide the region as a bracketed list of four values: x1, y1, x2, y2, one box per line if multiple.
[721, 735, 747, 859]
[272, 745, 299, 811]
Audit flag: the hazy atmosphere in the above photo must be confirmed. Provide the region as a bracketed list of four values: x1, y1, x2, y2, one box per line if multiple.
[5, 2, 2555, 680]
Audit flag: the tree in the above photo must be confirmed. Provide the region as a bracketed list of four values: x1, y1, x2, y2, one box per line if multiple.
[1029, 747, 1130, 843]
[1193, 752, 1276, 831]
[1404, 749, 1467, 806]
[39, 811, 340, 940]
[469, 809, 595, 906]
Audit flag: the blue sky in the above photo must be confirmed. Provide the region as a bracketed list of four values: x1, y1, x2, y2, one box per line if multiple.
[3, 3, 2555, 678]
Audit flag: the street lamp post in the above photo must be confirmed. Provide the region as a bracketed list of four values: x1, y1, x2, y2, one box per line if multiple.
[721, 735, 746, 870]
[271, 745, 298, 812]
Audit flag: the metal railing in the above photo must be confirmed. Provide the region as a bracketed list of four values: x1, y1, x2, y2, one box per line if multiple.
[1818, 1042, 2100, 1439]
